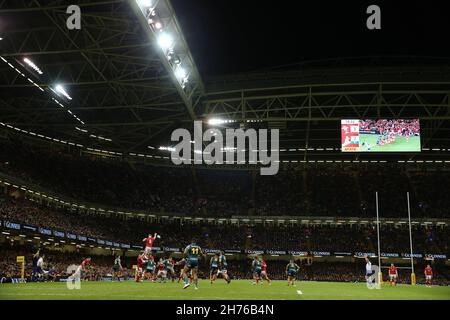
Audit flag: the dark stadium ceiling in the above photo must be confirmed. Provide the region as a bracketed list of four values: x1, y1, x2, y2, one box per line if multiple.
[0, 0, 450, 162]
[172, 0, 450, 76]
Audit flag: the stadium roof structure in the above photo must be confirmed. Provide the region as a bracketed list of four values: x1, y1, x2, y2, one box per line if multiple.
[1, 1, 450, 165]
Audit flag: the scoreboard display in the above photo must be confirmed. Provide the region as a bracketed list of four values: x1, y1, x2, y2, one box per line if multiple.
[341, 119, 421, 152]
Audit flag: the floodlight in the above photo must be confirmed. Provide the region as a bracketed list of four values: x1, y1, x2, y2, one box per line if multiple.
[208, 118, 225, 125]
[157, 33, 174, 50]
[23, 58, 43, 75]
[55, 84, 72, 100]
[174, 66, 187, 79]
[159, 146, 175, 152]
[137, 0, 152, 8]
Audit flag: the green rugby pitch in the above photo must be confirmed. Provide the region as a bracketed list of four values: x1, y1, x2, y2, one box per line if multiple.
[1, 280, 449, 300]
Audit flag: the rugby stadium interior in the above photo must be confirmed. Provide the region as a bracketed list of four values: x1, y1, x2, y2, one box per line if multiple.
[0, 0, 449, 301]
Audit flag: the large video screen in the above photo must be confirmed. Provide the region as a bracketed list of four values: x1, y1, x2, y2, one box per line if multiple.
[341, 119, 421, 152]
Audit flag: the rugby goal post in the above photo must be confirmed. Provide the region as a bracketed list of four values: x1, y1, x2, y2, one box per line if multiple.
[406, 192, 416, 286]
[375, 192, 383, 285]
[376, 192, 416, 286]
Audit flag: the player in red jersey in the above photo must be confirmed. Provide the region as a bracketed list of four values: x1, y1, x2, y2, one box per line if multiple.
[68, 258, 91, 281]
[156, 258, 167, 283]
[81, 257, 91, 270]
[142, 232, 158, 255]
[388, 263, 398, 286]
[424, 264, 433, 287]
[81, 258, 92, 281]
[390, 132, 396, 143]
[68, 257, 91, 283]
[260, 260, 271, 285]
[135, 253, 148, 282]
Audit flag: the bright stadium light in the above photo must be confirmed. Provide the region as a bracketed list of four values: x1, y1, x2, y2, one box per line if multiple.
[154, 21, 163, 30]
[55, 84, 72, 100]
[174, 66, 189, 88]
[75, 127, 88, 133]
[208, 118, 235, 125]
[23, 58, 43, 75]
[208, 118, 226, 125]
[157, 33, 174, 50]
[159, 146, 175, 152]
[174, 66, 187, 79]
[136, 0, 152, 8]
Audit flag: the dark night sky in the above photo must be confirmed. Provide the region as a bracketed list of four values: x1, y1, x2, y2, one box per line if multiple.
[171, 0, 450, 76]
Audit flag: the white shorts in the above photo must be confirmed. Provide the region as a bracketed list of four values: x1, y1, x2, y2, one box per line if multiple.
[157, 270, 167, 277]
[261, 271, 267, 276]
[218, 269, 227, 275]
[389, 274, 397, 280]
[144, 246, 153, 254]
[426, 275, 432, 280]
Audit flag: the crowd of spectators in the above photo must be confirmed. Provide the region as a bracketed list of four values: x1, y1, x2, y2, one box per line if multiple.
[0, 246, 135, 282]
[1, 244, 448, 286]
[0, 138, 200, 215]
[1, 195, 448, 256]
[359, 119, 420, 136]
[1, 137, 450, 218]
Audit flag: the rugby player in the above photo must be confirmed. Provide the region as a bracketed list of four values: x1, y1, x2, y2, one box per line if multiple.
[217, 251, 231, 284]
[156, 258, 167, 283]
[112, 255, 123, 282]
[209, 253, 220, 284]
[182, 239, 203, 290]
[252, 256, 262, 285]
[145, 255, 156, 282]
[165, 257, 176, 282]
[142, 232, 158, 256]
[424, 264, 433, 287]
[135, 253, 147, 282]
[261, 259, 271, 285]
[365, 256, 375, 288]
[286, 257, 300, 286]
[388, 263, 398, 286]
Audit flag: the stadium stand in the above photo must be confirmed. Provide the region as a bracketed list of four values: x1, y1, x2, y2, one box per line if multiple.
[0, 194, 448, 255]
[1, 137, 450, 218]
[0, 137, 449, 287]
